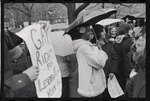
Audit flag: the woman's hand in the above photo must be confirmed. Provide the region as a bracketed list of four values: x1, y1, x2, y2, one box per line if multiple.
[109, 38, 115, 42]
[96, 39, 105, 50]
[23, 65, 39, 81]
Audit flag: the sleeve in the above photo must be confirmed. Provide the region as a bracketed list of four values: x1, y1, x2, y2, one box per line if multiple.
[125, 75, 136, 97]
[79, 45, 108, 69]
[4, 73, 35, 97]
[109, 44, 118, 74]
[5, 73, 32, 90]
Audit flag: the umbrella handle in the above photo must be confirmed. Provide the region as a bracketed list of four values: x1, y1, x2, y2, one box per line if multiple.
[91, 26, 98, 41]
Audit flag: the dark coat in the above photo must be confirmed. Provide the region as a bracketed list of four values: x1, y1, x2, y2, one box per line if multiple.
[125, 68, 145, 98]
[102, 41, 118, 79]
[4, 37, 37, 98]
[113, 35, 133, 91]
[4, 58, 37, 98]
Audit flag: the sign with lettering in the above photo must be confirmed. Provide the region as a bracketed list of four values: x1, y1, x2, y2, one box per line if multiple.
[16, 23, 62, 98]
[107, 74, 124, 98]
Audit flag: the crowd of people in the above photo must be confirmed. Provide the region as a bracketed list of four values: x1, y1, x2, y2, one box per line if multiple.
[3, 17, 146, 98]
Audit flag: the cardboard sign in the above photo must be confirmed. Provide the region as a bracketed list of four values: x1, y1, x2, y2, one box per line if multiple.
[16, 23, 62, 98]
[108, 74, 124, 98]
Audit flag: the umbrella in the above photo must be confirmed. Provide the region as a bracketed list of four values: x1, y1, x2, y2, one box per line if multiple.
[96, 18, 124, 26]
[50, 31, 75, 56]
[133, 12, 146, 18]
[122, 15, 136, 21]
[64, 8, 117, 35]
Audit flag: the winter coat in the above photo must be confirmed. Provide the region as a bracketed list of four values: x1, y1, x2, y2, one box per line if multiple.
[4, 59, 37, 98]
[102, 41, 118, 79]
[113, 35, 134, 91]
[125, 68, 145, 98]
[4, 38, 37, 98]
[73, 39, 108, 97]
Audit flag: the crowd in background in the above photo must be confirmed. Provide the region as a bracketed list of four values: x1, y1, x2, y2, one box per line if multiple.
[3, 16, 146, 98]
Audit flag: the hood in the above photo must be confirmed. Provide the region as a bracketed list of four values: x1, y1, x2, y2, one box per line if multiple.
[115, 35, 126, 44]
[73, 39, 93, 52]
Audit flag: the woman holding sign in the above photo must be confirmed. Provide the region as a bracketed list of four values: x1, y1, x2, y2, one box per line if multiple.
[4, 30, 39, 98]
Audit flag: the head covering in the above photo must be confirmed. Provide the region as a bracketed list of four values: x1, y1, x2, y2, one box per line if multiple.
[4, 29, 23, 50]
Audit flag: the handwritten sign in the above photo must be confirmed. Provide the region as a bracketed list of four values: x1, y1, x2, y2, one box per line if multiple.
[16, 23, 62, 98]
[107, 74, 124, 98]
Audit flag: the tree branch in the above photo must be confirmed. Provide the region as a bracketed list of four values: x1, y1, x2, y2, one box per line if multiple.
[87, 3, 99, 10]
[9, 6, 29, 16]
[30, 3, 34, 11]
[120, 3, 133, 7]
[73, 3, 90, 17]
[22, 3, 29, 12]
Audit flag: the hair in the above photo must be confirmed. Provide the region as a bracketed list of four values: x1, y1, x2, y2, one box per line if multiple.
[131, 21, 146, 69]
[118, 23, 130, 35]
[90, 25, 104, 44]
[70, 24, 90, 40]
[108, 26, 118, 37]
[136, 19, 144, 27]
[135, 21, 146, 40]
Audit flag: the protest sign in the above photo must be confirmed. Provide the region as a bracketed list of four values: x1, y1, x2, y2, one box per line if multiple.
[108, 74, 124, 98]
[16, 23, 62, 98]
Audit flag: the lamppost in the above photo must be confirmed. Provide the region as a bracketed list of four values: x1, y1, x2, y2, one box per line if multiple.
[10, 13, 15, 28]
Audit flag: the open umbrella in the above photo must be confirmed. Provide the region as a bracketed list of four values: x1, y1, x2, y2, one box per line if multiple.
[96, 18, 124, 26]
[64, 8, 117, 36]
[50, 31, 75, 56]
[122, 15, 136, 21]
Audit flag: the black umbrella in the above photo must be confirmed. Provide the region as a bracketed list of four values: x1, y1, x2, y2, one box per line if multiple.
[64, 9, 117, 38]
[122, 15, 136, 21]
[4, 29, 23, 50]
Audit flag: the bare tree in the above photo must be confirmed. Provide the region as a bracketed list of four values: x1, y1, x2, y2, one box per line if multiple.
[4, 3, 35, 25]
[61, 3, 90, 24]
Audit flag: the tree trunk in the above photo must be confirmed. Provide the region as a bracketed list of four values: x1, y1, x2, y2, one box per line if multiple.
[102, 3, 104, 8]
[73, 3, 90, 18]
[67, 3, 76, 24]
[28, 14, 31, 25]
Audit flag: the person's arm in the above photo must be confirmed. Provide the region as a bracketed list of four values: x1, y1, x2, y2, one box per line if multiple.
[109, 44, 118, 74]
[5, 73, 32, 90]
[79, 45, 108, 69]
[125, 75, 136, 97]
[4, 65, 39, 97]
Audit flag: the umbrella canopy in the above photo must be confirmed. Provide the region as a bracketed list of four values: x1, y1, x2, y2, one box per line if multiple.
[133, 12, 146, 18]
[122, 15, 136, 21]
[96, 18, 124, 26]
[50, 31, 75, 56]
[64, 8, 117, 35]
